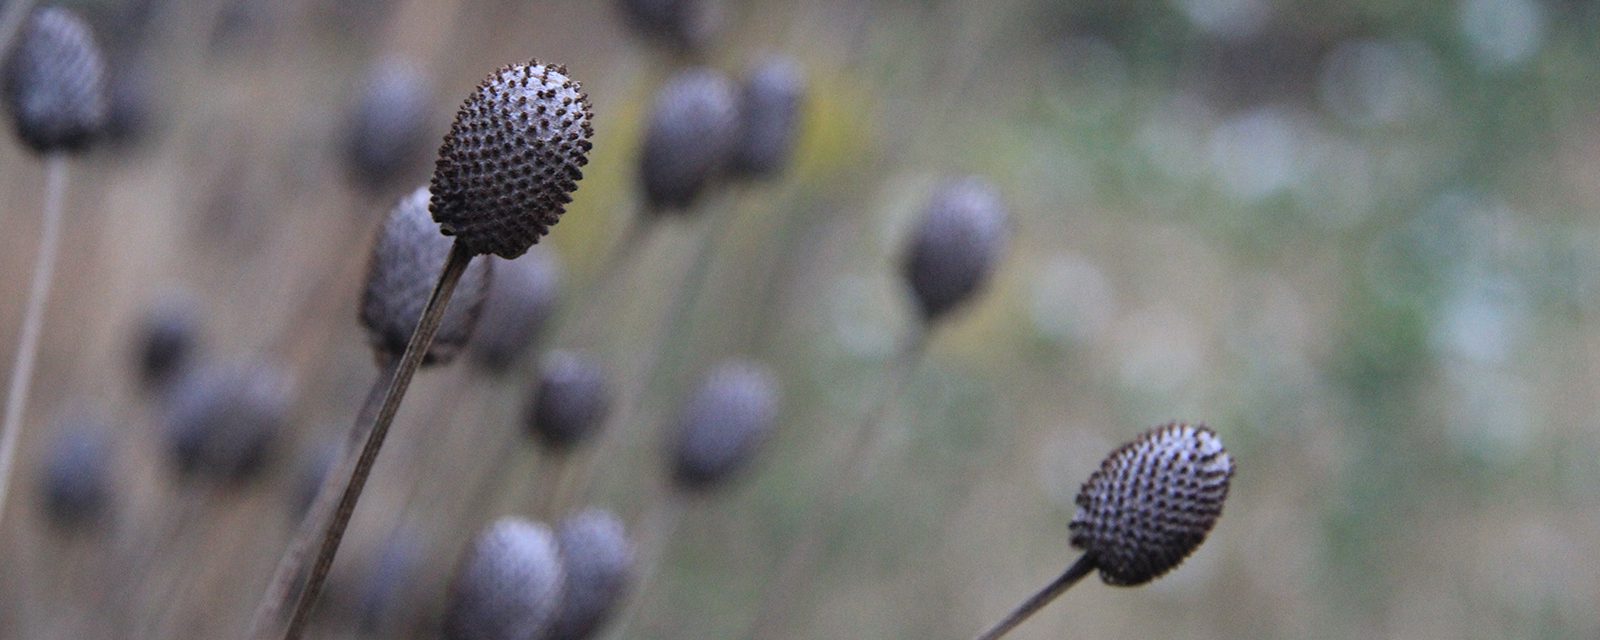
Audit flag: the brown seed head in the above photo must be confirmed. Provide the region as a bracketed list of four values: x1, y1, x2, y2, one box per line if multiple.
[3, 7, 108, 154]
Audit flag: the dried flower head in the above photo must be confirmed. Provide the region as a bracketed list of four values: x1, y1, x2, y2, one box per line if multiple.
[548, 508, 635, 640]
[38, 416, 113, 530]
[344, 57, 435, 191]
[902, 177, 1009, 323]
[3, 6, 108, 153]
[638, 68, 739, 213]
[162, 361, 293, 484]
[525, 350, 611, 452]
[670, 360, 780, 492]
[444, 517, 565, 640]
[730, 56, 805, 180]
[615, 0, 720, 54]
[469, 248, 562, 373]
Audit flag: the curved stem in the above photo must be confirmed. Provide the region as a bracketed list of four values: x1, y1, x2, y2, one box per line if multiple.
[972, 554, 1096, 640]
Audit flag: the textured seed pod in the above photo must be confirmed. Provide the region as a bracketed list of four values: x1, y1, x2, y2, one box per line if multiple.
[3, 7, 108, 154]
[133, 292, 201, 391]
[614, 0, 720, 54]
[38, 417, 113, 530]
[1068, 422, 1234, 586]
[730, 57, 805, 180]
[361, 186, 493, 367]
[469, 248, 562, 373]
[901, 177, 1010, 323]
[444, 517, 565, 640]
[430, 61, 594, 259]
[344, 57, 434, 191]
[638, 68, 739, 213]
[548, 509, 634, 640]
[670, 360, 780, 492]
[162, 361, 293, 484]
[525, 351, 611, 452]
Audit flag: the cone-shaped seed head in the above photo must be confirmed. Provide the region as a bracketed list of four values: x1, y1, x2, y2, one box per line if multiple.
[670, 360, 780, 492]
[548, 508, 635, 640]
[638, 67, 739, 213]
[1069, 422, 1234, 586]
[344, 57, 434, 191]
[431, 61, 593, 259]
[133, 292, 200, 391]
[162, 361, 293, 484]
[360, 186, 493, 367]
[38, 416, 113, 530]
[730, 57, 805, 180]
[3, 7, 108, 154]
[444, 517, 565, 640]
[615, 0, 719, 54]
[525, 350, 611, 452]
[469, 248, 562, 373]
[902, 177, 1009, 323]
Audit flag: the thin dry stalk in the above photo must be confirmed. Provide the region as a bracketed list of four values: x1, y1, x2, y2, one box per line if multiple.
[971, 555, 1096, 640]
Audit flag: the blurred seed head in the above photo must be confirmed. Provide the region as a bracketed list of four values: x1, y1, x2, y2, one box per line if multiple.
[615, 0, 720, 55]
[3, 6, 108, 154]
[548, 508, 634, 640]
[902, 177, 1010, 323]
[525, 351, 611, 453]
[344, 57, 434, 192]
[361, 186, 493, 367]
[469, 248, 562, 374]
[444, 517, 565, 640]
[670, 360, 780, 492]
[103, 57, 154, 148]
[431, 61, 593, 259]
[638, 67, 739, 213]
[1069, 422, 1234, 586]
[133, 292, 201, 392]
[730, 57, 806, 180]
[38, 416, 114, 531]
[356, 525, 425, 634]
[162, 361, 294, 484]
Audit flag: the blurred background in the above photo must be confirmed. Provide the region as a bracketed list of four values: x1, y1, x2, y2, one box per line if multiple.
[0, 0, 1598, 638]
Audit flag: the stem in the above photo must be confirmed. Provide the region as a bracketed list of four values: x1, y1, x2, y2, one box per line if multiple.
[0, 156, 67, 531]
[971, 554, 1096, 640]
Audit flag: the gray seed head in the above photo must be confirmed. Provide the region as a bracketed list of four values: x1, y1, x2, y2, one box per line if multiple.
[361, 186, 493, 367]
[444, 517, 565, 640]
[670, 360, 780, 492]
[3, 7, 107, 154]
[134, 292, 201, 391]
[1069, 422, 1234, 586]
[469, 248, 562, 374]
[344, 57, 434, 191]
[162, 361, 293, 484]
[615, 0, 720, 54]
[548, 508, 635, 640]
[902, 177, 1009, 323]
[430, 61, 593, 259]
[730, 56, 806, 180]
[525, 350, 611, 452]
[38, 415, 113, 531]
[638, 67, 739, 213]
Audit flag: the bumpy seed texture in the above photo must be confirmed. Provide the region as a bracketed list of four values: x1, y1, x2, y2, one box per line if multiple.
[3, 7, 108, 154]
[38, 417, 113, 530]
[344, 57, 434, 191]
[638, 67, 739, 213]
[670, 360, 780, 492]
[902, 176, 1010, 322]
[469, 248, 562, 373]
[133, 292, 201, 391]
[525, 350, 611, 452]
[444, 518, 565, 640]
[548, 508, 635, 640]
[162, 361, 293, 484]
[1069, 422, 1234, 586]
[361, 187, 493, 367]
[430, 61, 593, 259]
[730, 57, 806, 180]
[615, 0, 719, 54]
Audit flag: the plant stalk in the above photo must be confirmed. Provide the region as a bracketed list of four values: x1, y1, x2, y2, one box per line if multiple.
[971, 553, 1096, 640]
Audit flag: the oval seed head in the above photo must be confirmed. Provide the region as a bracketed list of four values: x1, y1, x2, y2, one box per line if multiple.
[638, 68, 740, 213]
[444, 517, 565, 640]
[132, 291, 201, 392]
[670, 360, 780, 492]
[469, 248, 562, 373]
[548, 508, 635, 640]
[344, 57, 434, 192]
[38, 416, 113, 531]
[1068, 422, 1234, 586]
[525, 350, 611, 453]
[901, 177, 1010, 323]
[430, 61, 594, 259]
[360, 186, 493, 367]
[162, 361, 293, 484]
[614, 0, 720, 55]
[730, 57, 806, 180]
[3, 7, 108, 154]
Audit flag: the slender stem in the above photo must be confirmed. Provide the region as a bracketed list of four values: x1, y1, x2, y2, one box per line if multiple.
[972, 554, 1096, 640]
[602, 491, 686, 640]
[0, 156, 67, 531]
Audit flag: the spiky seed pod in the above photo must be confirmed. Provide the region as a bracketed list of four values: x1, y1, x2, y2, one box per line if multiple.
[444, 517, 565, 640]
[133, 292, 201, 391]
[430, 61, 593, 259]
[670, 360, 780, 492]
[548, 509, 634, 640]
[614, 0, 720, 54]
[525, 351, 611, 453]
[3, 7, 108, 154]
[360, 186, 493, 367]
[901, 177, 1010, 323]
[638, 68, 740, 213]
[730, 57, 805, 180]
[1068, 422, 1234, 586]
[38, 417, 113, 530]
[469, 248, 562, 373]
[162, 361, 293, 484]
[344, 57, 434, 191]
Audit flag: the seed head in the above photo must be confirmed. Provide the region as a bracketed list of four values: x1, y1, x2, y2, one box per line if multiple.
[638, 68, 739, 213]
[444, 517, 565, 640]
[525, 351, 611, 452]
[162, 361, 293, 484]
[133, 291, 201, 391]
[901, 177, 1009, 323]
[469, 248, 562, 373]
[344, 57, 434, 191]
[615, 0, 720, 54]
[360, 186, 493, 367]
[430, 61, 593, 259]
[3, 7, 108, 154]
[730, 57, 806, 180]
[1069, 422, 1234, 586]
[38, 416, 113, 531]
[670, 360, 780, 492]
[548, 508, 635, 640]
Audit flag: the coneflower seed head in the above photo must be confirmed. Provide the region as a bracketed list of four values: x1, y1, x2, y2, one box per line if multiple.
[730, 57, 805, 180]
[444, 517, 565, 640]
[345, 57, 435, 191]
[902, 177, 1009, 323]
[638, 68, 739, 213]
[670, 360, 779, 492]
[162, 361, 293, 484]
[469, 248, 562, 373]
[548, 508, 635, 640]
[525, 350, 611, 452]
[3, 7, 108, 154]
